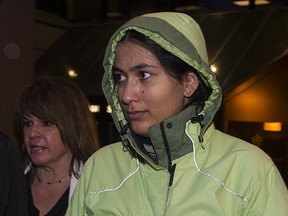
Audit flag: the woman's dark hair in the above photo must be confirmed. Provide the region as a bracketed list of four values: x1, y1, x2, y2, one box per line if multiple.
[14, 75, 100, 178]
[119, 30, 211, 108]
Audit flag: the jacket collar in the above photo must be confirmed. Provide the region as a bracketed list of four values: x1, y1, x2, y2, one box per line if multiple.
[127, 105, 203, 169]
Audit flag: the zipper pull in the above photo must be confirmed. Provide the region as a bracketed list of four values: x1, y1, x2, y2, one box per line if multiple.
[169, 164, 176, 186]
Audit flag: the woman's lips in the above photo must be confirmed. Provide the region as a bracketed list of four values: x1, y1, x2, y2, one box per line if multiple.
[126, 110, 146, 120]
[30, 145, 47, 153]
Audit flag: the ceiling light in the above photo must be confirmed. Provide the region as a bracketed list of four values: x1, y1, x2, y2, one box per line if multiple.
[68, 69, 78, 78]
[106, 105, 112, 113]
[210, 64, 217, 73]
[89, 104, 100, 113]
[233, 0, 270, 6]
[263, 122, 282, 132]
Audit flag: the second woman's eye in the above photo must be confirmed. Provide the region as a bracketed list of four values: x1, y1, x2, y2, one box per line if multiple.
[42, 121, 53, 126]
[22, 120, 32, 128]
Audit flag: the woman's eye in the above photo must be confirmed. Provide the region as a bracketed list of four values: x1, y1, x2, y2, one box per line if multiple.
[22, 121, 32, 127]
[140, 71, 151, 79]
[42, 121, 52, 126]
[113, 72, 126, 82]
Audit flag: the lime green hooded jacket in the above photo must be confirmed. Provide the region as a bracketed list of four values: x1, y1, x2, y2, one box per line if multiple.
[66, 12, 288, 216]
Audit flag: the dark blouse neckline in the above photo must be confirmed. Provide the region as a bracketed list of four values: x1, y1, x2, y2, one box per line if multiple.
[26, 171, 70, 216]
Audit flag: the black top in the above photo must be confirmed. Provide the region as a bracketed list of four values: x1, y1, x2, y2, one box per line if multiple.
[26, 171, 70, 216]
[0, 132, 30, 216]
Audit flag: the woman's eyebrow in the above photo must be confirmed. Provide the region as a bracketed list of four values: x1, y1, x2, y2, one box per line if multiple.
[112, 66, 123, 74]
[131, 63, 157, 71]
[113, 63, 157, 73]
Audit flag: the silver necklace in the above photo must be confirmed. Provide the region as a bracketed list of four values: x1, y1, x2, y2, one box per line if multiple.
[36, 175, 70, 185]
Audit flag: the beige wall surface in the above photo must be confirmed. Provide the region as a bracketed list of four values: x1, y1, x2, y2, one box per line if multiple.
[223, 55, 288, 130]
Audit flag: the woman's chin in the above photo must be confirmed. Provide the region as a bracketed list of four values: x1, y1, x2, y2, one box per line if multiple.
[131, 125, 149, 138]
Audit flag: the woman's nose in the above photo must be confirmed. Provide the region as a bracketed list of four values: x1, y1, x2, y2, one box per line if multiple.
[120, 80, 140, 104]
[29, 124, 42, 138]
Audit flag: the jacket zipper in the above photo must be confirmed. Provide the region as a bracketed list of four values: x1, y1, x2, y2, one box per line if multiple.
[160, 122, 176, 186]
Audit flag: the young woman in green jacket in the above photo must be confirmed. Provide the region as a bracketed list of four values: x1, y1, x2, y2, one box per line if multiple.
[66, 12, 288, 216]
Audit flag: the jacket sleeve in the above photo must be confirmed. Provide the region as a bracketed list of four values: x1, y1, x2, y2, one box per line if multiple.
[65, 161, 90, 216]
[244, 164, 288, 216]
[260, 166, 288, 216]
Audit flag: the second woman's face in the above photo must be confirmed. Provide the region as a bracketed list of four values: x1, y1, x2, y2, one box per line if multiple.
[114, 41, 188, 137]
[23, 115, 72, 168]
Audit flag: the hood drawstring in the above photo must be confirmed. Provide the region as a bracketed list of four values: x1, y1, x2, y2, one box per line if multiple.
[191, 114, 205, 149]
[191, 114, 204, 127]
[190, 103, 205, 128]
[190, 104, 205, 149]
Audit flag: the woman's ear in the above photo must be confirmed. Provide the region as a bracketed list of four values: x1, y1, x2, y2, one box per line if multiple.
[183, 72, 199, 98]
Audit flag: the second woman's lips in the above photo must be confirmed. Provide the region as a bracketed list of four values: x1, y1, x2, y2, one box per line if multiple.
[30, 145, 47, 153]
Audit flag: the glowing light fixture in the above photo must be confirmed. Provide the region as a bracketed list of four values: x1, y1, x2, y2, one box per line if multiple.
[263, 122, 282, 132]
[106, 105, 112, 113]
[89, 104, 100, 113]
[210, 64, 217, 73]
[68, 69, 78, 78]
[89, 105, 112, 113]
[234, 0, 270, 6]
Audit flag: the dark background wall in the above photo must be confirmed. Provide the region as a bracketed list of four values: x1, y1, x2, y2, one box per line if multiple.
[0, 0, 34, 142]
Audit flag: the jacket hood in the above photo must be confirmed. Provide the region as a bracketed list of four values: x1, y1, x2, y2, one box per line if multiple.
[102, 12, 222, 152]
